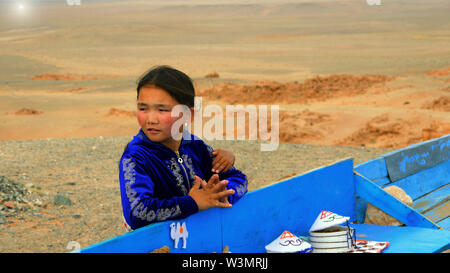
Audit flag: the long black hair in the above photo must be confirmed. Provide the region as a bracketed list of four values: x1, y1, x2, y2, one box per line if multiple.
[136, 65, 195, 107]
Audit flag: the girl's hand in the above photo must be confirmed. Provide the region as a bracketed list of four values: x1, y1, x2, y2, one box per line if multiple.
[189, 175, 234, 211]
[211, 149, 235, 173]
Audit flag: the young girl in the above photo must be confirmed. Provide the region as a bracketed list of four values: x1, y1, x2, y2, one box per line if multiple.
[119, 65, 248, 231]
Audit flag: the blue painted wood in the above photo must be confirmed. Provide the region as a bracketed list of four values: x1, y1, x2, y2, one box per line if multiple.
[354, 195, 368, 224]
[384, 134, 450, 182]
[437, 217, 450, 229]
[385, 160, 450, 201]
[354, 157, 387, 181]
[373, 177, 391, 187]
[80, 206, 223, 253]
[354, 136, 450, 229]
[353, 175, 403, 225]
[221, 159, 356, 253]
[354, 172, 439, 229]
[353, 161, 390, 224]
[413, 183, 450, 213]
[351, 224, 450, 253]
[423, 201, 450, 224]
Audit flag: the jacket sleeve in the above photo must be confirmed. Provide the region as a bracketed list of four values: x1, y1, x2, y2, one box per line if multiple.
[219, 166, 249, 204]
[202, 144, 248, 204]
[119, 153, 199, 230]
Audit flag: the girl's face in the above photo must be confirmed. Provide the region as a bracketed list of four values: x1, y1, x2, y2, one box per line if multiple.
[137, 85, 185, 151]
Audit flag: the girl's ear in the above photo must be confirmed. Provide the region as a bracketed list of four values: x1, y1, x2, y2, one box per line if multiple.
[190, 107, 195, 122]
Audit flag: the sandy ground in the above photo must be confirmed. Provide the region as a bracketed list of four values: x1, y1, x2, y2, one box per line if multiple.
[0, 0, 449, 252]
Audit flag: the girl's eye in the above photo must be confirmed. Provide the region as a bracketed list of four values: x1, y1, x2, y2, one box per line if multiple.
[159, 109, 170, 112]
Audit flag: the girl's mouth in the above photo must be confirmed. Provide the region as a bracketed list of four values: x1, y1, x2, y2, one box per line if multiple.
[147, 128, 161, 134]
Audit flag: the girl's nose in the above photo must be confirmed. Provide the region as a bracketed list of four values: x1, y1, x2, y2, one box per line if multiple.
[146, 110, 159, 124]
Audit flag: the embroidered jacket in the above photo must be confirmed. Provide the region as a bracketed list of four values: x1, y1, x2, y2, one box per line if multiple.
[119, 129, 248, 231]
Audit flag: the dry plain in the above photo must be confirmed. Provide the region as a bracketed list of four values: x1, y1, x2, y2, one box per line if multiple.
[0, 0, 449, 252]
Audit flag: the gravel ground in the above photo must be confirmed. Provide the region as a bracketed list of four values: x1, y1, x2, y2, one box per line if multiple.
[0, 136, 393, 253]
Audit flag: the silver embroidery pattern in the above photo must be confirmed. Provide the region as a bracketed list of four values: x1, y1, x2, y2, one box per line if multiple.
[181, 154, 196, 187]
[166, 158, 188, 195]
[122, 157, 182, 224]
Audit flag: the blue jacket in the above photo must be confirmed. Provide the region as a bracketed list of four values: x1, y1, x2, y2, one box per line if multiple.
[119, 129, 248, 230]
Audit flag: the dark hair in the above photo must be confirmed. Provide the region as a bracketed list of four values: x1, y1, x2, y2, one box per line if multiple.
[136, 65, 195, 107]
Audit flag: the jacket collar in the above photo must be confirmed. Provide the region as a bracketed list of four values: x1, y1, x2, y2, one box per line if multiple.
[136, 129, 198, 153]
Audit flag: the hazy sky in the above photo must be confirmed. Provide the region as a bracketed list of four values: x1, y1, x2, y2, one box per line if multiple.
[0, 0, 382, 6]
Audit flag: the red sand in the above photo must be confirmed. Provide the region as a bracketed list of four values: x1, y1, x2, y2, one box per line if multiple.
[8, 108, 43, 115]
[198, 74, 394, 104]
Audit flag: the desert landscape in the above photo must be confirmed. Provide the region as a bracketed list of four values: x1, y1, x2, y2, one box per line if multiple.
[0, 0, 449, 252]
